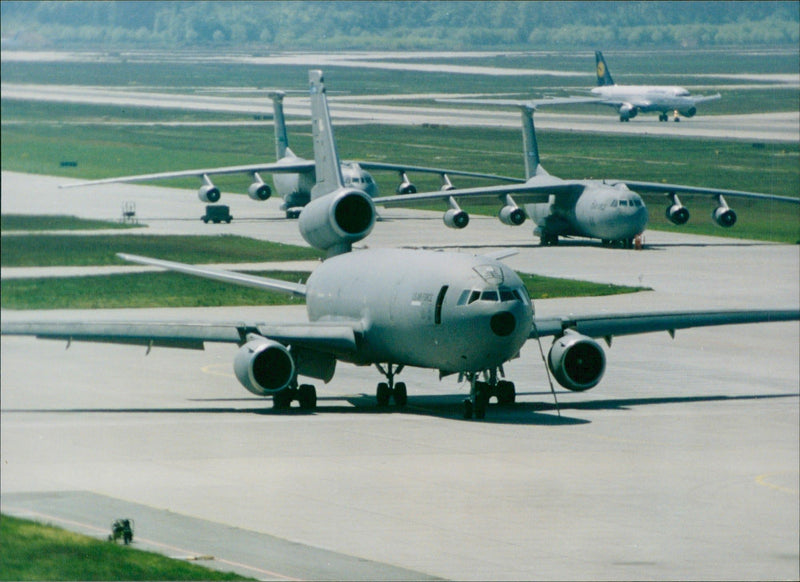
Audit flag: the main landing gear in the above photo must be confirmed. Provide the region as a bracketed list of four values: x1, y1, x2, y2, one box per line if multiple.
[273, 382, 317, 411]
[375, 363, 407, 407]
[463, 370, 516, 420]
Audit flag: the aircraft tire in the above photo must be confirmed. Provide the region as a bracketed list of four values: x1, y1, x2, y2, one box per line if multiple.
[298, 384, 317, 410]
[393, 382, 408, 407]
[463, 398, 473, 419]
[273, 388, 294, 409]
[377, 382, 391, 407]
[497, 381, 516, 405]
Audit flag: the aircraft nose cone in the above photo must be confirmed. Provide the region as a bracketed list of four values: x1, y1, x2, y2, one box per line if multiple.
[490, 311, 516, 337]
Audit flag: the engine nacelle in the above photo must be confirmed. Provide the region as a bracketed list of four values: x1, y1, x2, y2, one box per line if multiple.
[548, 331, 606, 391]
[443, 208, 469, 229]
[619, 103, 638, 121]
[198, 184, 221, 203]
[248, 181, 272, 201]
[498, 205, 526, 226]
[666, 203, 690, 225]
[397, 172, 417, 195]
[712, 205, 737, 228]
[234, 337, 295, 396]
[678, 106, 697, 118]
[298, 189, 376, 254]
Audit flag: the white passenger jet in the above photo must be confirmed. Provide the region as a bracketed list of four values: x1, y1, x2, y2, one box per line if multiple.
[380, 97, 798, 248]
[592, 50, 721, 122]
[4, 70, 798, 420]
[59, 90, 516, 218]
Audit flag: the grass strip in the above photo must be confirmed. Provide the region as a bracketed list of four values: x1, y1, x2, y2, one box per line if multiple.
[1, 214, 142, 231]
[0, 234, 324, 267]
[0, 514, 252, 581]
[0, 271, 646, 310]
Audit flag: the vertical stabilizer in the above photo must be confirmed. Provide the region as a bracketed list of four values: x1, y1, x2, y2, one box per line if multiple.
[268, 91, 290, 159]
[521, 107, 548, 179]
[309, 70, 345, 199]
[595, 51, 615, 87]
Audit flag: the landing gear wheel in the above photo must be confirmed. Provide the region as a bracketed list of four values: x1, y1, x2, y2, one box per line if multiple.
[474, 382, 489, 420]
[393, 382, 407, 407]
[298, 384, 317, 410]
[497, 381, 516, 405]
[376, 382, 391, 407]
[273, 389, 294, 410]
[463, 398, 473, 419]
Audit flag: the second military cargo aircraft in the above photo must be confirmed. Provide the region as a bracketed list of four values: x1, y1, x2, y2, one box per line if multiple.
[4, 70, 798, 420]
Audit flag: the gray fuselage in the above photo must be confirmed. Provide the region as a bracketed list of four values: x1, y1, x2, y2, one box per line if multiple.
[305, 249, 533, 374]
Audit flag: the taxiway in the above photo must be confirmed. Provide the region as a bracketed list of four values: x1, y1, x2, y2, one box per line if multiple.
[2, 171, 798, 580]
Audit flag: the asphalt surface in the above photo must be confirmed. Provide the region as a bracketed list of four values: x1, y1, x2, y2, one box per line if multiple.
[2, 171, 799, 580]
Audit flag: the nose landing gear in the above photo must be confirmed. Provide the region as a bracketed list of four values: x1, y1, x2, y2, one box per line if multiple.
[375, 363, 407, 407]
[463, 370, 517, 419]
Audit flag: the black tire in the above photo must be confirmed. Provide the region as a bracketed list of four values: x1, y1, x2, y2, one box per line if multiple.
[393, 382, 407, 407]
[463, 398, 473, 419]
[376, 382, 391, 407]
[298, 384, 317, 410]
[497, 381, 516, 405]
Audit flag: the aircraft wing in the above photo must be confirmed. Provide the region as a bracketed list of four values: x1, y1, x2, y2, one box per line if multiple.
[1, 319, 359, 355]
[610, 181, 800, 204]
[376, 180, 583, 207]
[438, 97, 605, 108]
[530, 309, 800, 340]
[690, 93, 722, 104]
[351, 161, 524, 184]
[117, 253, 308, 297]
[58, 160, 317, 189]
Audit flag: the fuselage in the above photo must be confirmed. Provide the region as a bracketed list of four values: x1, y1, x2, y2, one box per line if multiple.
[272, 151, 378, 211]
[304, 248, 533, 373]
[524, 179, 648, 241]
[591, 85, 699, 113]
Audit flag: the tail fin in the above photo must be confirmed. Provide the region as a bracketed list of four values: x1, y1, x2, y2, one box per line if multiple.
[308, 70, 345, 199]
[595, 51, 614, 87]
[268, 91, 290, 159]
[521, 107, 548, 180]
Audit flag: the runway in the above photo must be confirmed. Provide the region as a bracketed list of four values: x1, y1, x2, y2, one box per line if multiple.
[1, 171, 799, 580]
[2, 82, 798, 143]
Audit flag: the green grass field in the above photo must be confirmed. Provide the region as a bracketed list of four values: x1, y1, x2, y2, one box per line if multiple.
[1, 234, 324, 267]
[1, 214, 142, 231]
[0, 514, 251, 581]
[0, 270, 647, 310]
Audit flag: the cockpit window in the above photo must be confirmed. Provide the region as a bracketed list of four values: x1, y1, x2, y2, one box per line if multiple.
[619, 200, 628, 206]
[481, 290, 499, 302]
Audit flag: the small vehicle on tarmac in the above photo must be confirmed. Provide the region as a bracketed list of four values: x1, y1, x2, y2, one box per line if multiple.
[202, 204, 233, 224]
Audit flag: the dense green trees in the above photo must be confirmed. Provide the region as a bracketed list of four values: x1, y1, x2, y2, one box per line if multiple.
[2, 1, 798, 50]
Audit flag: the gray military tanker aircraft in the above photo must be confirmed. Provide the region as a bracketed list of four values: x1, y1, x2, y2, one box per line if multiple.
[5, 70, 798, 420]
[59, 90, 517, 219]
[378, 98, 798, 248]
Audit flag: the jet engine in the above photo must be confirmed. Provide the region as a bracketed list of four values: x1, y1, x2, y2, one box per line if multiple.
[619, 103, 638, 121]
[666, 203, 690, 225]
[712, 205, 737, 227]
[298, 189, 376, 254]
[198, 183, 221, 203]
[397, 172, 417, 195]
[548, 331, 606, 391]
[678, 106, 697, 118]
[248, 179, 272, 201]
[498, 205, 526, 226]
[234, 336, 295, 396]
[444, 208, 469, 229]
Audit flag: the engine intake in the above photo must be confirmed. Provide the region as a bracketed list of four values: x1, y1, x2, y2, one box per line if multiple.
[499, 205, 526, 226]
[234, 337, 295, 396]
[444, 208, 469, 229]
[619, 103, 638, 121]
[198, 184, 221, 203]
[548, 331, 606, 391]
[248, 181, 272, 201]
[666, 203, 690, 225]
[679, 106, 697, 118]
[298, 189, 376, 254]
[397, 172, 417, 194]
[712, 206, 736, 228]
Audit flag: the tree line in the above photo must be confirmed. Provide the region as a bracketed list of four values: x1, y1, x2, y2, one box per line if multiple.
[2, 1, 798, 51]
